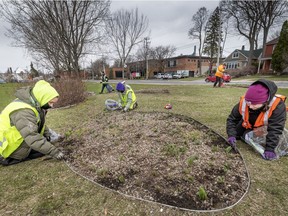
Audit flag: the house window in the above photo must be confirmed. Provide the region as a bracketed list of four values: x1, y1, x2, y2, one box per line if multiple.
[232, 52, 239, 58]
[168, 60, 176, 67]
[227, 62, 238, 69]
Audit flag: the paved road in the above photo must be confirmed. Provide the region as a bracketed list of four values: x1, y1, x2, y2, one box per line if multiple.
[92, 79, 288, 88]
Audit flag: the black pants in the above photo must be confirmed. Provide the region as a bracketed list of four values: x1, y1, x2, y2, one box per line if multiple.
[214, 76, 222, 87]
[100, 84, 108, 93]
[0, 150, 44, 166]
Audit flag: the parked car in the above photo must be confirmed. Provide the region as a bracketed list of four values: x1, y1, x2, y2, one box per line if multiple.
[205, 72, 232, 83]
[0, 78, 6, 84]
[163, 73, 173, 79]
[155, 73, 164, 79]
[172, 74, 182, 79]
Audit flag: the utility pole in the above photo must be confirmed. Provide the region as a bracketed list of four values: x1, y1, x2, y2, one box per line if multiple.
[102, 56, 105, 74]
[216, 7, 222, 67]
[91, 59, 94, 80]
[103, 63, 105, 74]
[144, 37, 150, 80]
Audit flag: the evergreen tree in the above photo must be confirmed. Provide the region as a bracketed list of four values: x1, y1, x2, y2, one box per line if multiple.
[272, 21, 288, 73]
[203, 7, 223, 67]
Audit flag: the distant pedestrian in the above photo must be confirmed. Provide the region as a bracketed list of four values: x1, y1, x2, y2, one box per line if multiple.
[214, 63, 226, 87]
[100, 72, 113, 94]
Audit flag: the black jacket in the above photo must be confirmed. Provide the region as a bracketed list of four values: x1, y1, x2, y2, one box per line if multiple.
[101, 74, 108, 83]
[226, 79, 287, 151]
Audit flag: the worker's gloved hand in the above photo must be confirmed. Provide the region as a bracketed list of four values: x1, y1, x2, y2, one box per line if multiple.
[227, 137, 236, 149]
[55, 151, 65, 160]
[263, 150, 277, 160]
[57, 134, 65, 142]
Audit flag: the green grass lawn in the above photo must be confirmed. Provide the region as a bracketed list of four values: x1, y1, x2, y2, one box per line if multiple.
[0, 83, 28, 109]
[232, 74, 288, 81]
[1, 80, 288, 215]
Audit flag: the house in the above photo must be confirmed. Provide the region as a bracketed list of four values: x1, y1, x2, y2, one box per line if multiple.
[125, 54, 216, 79]
[224, 46, 262, 70]
[164, 55, 215, 77]
[258, 37, 279, 74]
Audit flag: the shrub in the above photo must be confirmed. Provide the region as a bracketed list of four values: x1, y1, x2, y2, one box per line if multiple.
[226, 66, 257, 78]
[52, 78, 86, 108]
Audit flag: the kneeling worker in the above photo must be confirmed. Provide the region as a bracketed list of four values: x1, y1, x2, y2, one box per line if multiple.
[0, 80, 65, 166]
[116, 81, 138, 112]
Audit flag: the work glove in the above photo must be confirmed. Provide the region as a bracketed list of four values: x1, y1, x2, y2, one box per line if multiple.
[227, 137, 237, 149]
[263, 150, 277, 160]
[54, 151, 65, 160]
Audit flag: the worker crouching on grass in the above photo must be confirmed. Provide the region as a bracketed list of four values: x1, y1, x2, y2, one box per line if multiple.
[0, 80, 65, 166]
[226, 79, 288, 160]
[116, 81, 138, 112]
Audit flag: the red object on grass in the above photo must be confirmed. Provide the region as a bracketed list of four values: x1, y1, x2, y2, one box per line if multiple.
[164, 104, 172, 109]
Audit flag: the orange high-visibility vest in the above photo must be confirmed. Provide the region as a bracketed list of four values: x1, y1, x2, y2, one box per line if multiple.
[239, 94, 286, 129]
[215, 64, 225, 78]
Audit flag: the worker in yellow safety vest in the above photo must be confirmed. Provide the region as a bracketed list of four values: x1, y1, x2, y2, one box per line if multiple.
[115, 81, 138, 112]
[0, 80, 65, 166]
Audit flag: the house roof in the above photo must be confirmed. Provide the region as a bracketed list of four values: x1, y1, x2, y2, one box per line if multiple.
[266, 37, 279, 45]
[168, 54, 224, 60]
[224, 48, 263, 62]
[238, 48, 263, 59]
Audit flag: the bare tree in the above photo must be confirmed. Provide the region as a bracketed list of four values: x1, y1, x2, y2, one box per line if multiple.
[127, 45, 149, 77]
[149, 45, 176, 73]
[258, 1, 288, 55]
[91, 57, 109, 78]
[105, 8, 149, 79]
[0, 0, 110, 74]
[135, 44, 147, 62]
[220, 10, 231, 59]
[221, 0, 263, 67]
[188, 7, 209, 75]
[269, 30, 281, 41]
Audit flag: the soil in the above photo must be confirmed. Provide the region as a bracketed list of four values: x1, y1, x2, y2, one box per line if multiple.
[61, 111, 249, 211]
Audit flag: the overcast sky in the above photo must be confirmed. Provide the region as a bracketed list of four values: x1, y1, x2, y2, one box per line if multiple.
[0, 0, 250, 73]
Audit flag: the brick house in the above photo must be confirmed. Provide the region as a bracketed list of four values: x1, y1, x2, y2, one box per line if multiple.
[125, 55, 216, 79]
[164, 55, 214, 77]
[258, 37, 279, 74]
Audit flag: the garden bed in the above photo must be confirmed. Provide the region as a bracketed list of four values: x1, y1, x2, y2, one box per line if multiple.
[62, 112, 249, 211]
